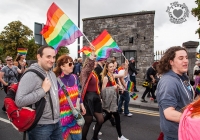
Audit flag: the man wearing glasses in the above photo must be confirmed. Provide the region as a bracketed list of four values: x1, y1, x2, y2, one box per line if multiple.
[0, 56, 25, 111]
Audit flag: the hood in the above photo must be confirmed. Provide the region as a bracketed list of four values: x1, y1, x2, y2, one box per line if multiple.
[163, 70, 189, 81]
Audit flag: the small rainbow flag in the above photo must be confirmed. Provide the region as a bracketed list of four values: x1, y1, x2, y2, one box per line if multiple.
[127, 81, 134, 92]
[195, 83, 200, 95]
[17, 48, 28, 55]
[91, 30, 122, 61]
[40, 2, 83, 52]
[130, 93, 138, 100]
[79, 46, 92, 56]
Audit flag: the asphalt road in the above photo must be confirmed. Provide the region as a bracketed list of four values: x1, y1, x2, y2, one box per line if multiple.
[0, 89, 161, 140]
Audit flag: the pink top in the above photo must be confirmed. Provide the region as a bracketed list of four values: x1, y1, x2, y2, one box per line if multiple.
[179, 105, 200, 140]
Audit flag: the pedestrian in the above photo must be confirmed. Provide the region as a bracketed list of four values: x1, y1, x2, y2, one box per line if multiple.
[53, 55, 86, 140]
[128, 57, 139, 92]
[118, 63, 133, 117]
[80, 50, 104, 140]
[178, 98, 200, 140]
[156, 46, 195, 140]
[15, 46, 62, 140]
[193, 60, 200, 80]
[0, 56, 25, 111]
[101, 60, 129, 140]
[141, 62, 158, 103]
[73, 57, 82, 76]
[14, 54, 26, 81]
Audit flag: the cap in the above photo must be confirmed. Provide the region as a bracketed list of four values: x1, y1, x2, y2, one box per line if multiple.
[130, 57, 134, 61]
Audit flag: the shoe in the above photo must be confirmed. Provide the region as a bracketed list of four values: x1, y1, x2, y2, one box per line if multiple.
[134, 90, 139, 92]
[2, 106, 6, 112]
[154, 99, 157, 103]
[118, 135, 129, 140]
[141, 99, 148, 103]
[93, 125, 102, 135]
[124, 113, 133, 117]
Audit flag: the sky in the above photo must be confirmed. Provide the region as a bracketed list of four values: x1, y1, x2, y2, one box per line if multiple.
[0, 0, 199, 59]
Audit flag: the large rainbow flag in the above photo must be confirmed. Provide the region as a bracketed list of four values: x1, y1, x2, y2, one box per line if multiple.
[40, 2, 83, 52]
[87, 30, 122, 61]
[17, 48, 28, 55]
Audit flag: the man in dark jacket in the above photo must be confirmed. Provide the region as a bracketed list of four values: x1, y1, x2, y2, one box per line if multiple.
[128, 57, 139, 92]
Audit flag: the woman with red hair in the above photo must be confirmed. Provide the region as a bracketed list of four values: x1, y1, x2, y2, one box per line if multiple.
[179, 98, 200, 139]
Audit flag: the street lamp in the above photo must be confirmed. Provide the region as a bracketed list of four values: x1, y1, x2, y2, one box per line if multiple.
[77, 0, 80, 58]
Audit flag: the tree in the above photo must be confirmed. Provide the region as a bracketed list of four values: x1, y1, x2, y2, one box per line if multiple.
[192, 0, 200, 37]
[56, 47, 70, 60]
[26, 39, 40, 60]
[0, 21, 33, 58]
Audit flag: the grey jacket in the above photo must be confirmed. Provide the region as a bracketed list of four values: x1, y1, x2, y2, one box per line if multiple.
[15, 63, 60, 124]
[101, 86, 118, 112]
[156, 70, 194, 138]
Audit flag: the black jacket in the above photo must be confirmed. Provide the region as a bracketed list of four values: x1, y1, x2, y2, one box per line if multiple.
[128, 62, 137, 76]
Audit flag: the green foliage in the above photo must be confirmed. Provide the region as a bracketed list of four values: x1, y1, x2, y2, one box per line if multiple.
[56, 46, 70, 60]
[192, 0, 200, 37]
[26, 39, 40, 60]
[0, 20, 33, 58]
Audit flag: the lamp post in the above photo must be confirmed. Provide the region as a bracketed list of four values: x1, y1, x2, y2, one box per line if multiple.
[77, 0, 80, 58]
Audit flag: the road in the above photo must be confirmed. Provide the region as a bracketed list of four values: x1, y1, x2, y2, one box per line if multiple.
[0, 89, 161, 140]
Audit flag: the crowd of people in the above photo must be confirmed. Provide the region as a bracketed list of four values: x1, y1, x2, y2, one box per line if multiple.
[0, 45, 200, 140]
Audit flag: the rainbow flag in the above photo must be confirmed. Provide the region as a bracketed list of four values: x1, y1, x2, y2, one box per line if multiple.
[130, 93, 138, 100]
[195, 83, 200, 95]
[79, 46, 92, 56]
[91, 30, 122, 61]
[17, 48, 28, 55]
[40, 2, 83, 52]
[127, 81, 134, 92]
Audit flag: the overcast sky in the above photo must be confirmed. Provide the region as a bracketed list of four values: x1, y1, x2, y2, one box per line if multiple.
[0, 0, 199, 59]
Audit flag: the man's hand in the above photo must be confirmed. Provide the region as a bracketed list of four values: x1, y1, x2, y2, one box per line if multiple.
[42, 77, 51, 93]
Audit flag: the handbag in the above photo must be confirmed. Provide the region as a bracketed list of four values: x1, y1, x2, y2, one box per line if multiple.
[57, 78, 85, 126]
[142, 81, 150, 87]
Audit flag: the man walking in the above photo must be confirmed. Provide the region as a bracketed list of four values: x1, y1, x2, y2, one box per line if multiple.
[156, 46, 194, 140]
[128, 57, 139, 92]
[15, 46, 62, 140]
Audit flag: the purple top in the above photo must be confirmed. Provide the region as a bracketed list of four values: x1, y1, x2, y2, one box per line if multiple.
[193, 75, 200, 90]
[58, 74, 83, 103]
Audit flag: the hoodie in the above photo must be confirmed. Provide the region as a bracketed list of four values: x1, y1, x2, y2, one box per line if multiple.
[15, 63, 60, 124]
[156, 70, 194, 139]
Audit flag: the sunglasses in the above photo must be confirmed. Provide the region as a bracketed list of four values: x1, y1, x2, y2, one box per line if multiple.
[6, 59, 13, 61]
[68, 62, 74, 67]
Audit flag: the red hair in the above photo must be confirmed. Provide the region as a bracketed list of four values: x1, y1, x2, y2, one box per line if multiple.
[189, 98, 200, 117]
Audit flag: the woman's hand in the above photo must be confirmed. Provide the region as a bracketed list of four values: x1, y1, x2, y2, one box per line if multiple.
[80, 103, 86, 115]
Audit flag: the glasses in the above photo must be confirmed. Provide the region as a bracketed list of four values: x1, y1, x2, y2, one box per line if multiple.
[68, 62, 74, 67]
[6, 59, 13, 61]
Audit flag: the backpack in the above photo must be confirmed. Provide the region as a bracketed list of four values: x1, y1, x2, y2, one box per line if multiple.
[4, 69, 47, 132]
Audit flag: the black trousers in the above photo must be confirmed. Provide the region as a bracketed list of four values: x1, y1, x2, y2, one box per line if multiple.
[141, 85, 156, 99]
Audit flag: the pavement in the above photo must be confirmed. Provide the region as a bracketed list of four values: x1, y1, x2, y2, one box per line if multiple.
[128, 85, 159, 111]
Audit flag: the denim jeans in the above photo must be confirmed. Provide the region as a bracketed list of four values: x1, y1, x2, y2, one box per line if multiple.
[68, 133, 82, 140]
[164, 135, 178, 140]
[28, 121, 63, 140]
[130, 75, 137, 91]
[118, 90, 130, 114]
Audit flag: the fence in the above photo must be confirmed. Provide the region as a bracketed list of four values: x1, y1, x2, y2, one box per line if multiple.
[154, 50, 165, 62]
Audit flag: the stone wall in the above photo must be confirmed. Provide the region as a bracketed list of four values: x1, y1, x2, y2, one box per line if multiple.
[82, 11, 155, 84]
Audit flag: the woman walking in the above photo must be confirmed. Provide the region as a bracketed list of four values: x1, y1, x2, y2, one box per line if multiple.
[101, 60, 129, 140]
[80, 51, 104, 140]
[54, 55, 86, 140]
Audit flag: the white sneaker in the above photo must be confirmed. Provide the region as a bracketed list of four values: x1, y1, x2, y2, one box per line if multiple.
[93, 125, 103, 135]
[118, 135, 129, 140]
[124, 113, 133, 117]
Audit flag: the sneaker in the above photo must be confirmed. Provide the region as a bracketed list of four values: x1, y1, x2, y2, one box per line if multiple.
[118, 135, 129, 140]
[141, 99, 148, 103]
[93, 125, 103, 135]
[154, 99, 158, 103]
[124, 113, 133, 117]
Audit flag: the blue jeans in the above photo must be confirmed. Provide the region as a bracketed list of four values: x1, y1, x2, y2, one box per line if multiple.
[164, 136, 178, 140]
[68, 133, 82, 140]
[130, 75, 137, 91]
[118, 90, 130, 114]
[28, 121, 63, 140]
